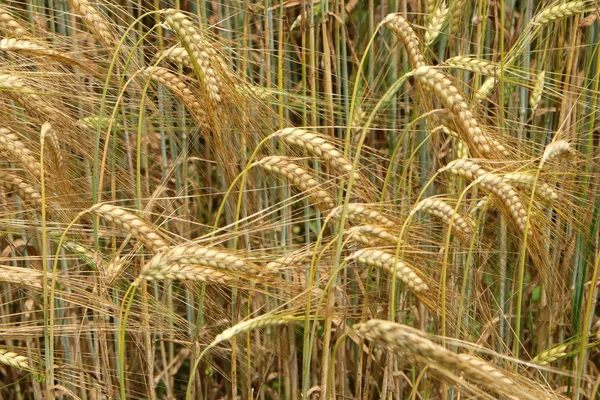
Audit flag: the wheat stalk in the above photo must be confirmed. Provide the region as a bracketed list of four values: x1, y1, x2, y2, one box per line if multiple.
[163, 9, 225, 103]
[89, 204, 169, 252]
[138, 66, 209, 129]
[67, 0, 117, 48]
[382, 13, 427, 69]
[141, 244, 259, 278]
[348, 249, 429, 293]
[412, 66, 508, 158]
[256, 156, 336, 210]
[441, 159, 529, 233]
[0, 348, 31, 371]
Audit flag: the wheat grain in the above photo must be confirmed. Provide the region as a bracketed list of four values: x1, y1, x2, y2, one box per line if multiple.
[256, 156, 336, 210]
[0, 348, 31, 371]
[89, 204, 169, 252]
[424, 2, 449, 45]
[382, 13, 427, 69]
[68, 0, 117, 48]
[502, 172, 558, 203]
[330, 204, 395, 226]
[441, 159, 529, 233]
[348, 249, 429, 292]
[0, 127, 40, 179]
[413, 198, 474, 238]
[412, 66, 507, 158]
[274, 128, 354, 176]
[163, 9, 224, 103]
[138, 66, 209, 129]
[141, 244, 259, 278]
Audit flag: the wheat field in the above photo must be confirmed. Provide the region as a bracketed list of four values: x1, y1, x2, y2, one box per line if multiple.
[0, 0, 599, 399]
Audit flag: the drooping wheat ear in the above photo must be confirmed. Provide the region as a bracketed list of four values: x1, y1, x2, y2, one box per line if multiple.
[256, 156, 336, 210]
[213, 315, 299, 345]
[354, 320, 537, 400]
[163, 9, 224, 103]
[382, 13, 427, 69]
[474, 76, 498, 102]
[138, 67, 209, 130]
[445, 56, 499, 77]
[0, 127, 40, 180]
[449, 0, 467, 35]
[141, 263, 233, 284]
[265, 249, 313, 272]
[0, 170, 42, 209]
[141, 244, 259, 280]
[89, 204, 169, 252]
[0, 6, 27, 37]
[0, 265, 43, 289]
[412, 66, 508, 158]
[348, 249, 429, 293]
[532, 344, 568, 365]
[541, 140, 576, 166]
[412, 198, 474, 238]
[441, 159, 529, 234]
[40, 123, 64, 171]
[274, 128, 354, 176]
[502, 172, 559, 203]
[347, 225, 399, 246]
[67, 0, 117, 48]
[532, 1, 589, 25]
[154, 44, 193, 68]
[530, 71, 545, 111]
[0, 74, 63, 125]
[330, 204, 395, 227]
[0, 348, 31, 371]
[424, 2, 448, 45]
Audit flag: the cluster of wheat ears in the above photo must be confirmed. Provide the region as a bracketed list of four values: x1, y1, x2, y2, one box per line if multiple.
[0, 0, 599, 399]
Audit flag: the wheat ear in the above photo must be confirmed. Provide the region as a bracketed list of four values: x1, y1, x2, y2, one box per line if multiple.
[532, 1, 589, 25]
[213, 315, 300, 345]
[0, 6, 27, 37]
[348, 249, 429, 293]
[154, 44, 193, 68]
[412, 198, 474, 238]
[40, 122, 64, 171]
[89, 204, 169, 252]
[445, 56, 499, 77]
[0, 265, 43, 289]
[141, 263, 233, 284]
[347, 225, 399, 246]
[0, 127, 41, 180]
[532, 344, 568, 365]
[0, 348, 31, 371]
[441, 159, 529, 234]
[412, 66, 508, 158]
[138, 66, 209, 129]
[274, 128, 354, 176]
[163, 9, 224, 103]
[530, 71, 545, 111]
[424, 2, 448, 45]
[502, 172, 558, 203]
[141, 244, 259, 278]
[382, 13, 427, 69]
[0, 169, 42, 209]
[330, 204, 395, 227]
[354, 320, 539, 400]
[67, 0, 117, 48]
[256, 156, 336, 210]
[541, 140, 576, 166]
